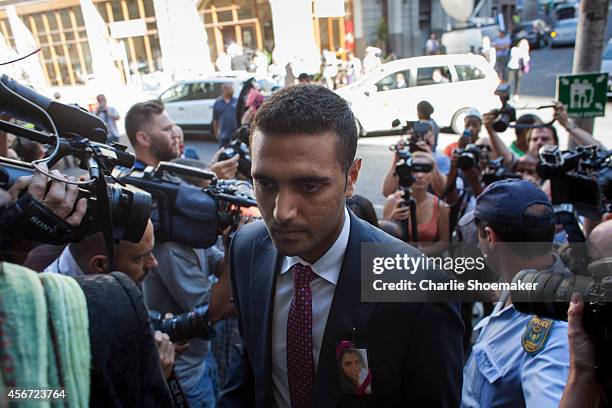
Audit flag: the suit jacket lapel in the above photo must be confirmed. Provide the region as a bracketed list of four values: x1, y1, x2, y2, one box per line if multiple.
[250, 236, 281, 405]
[313, 211, 378, 406]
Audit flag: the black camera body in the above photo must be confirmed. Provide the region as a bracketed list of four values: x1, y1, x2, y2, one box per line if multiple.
[118, 162, 257, 249]
[481, 157, 521, 186]
[149, 303, 215, 343]
[491, 84, 517, 132]
[537, 144, 612, 219]
[455, 143, 482, 171]
[219, 138, 252, 178]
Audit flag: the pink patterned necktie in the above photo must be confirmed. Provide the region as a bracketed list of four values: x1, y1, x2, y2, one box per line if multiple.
[286, 263, 317, 408]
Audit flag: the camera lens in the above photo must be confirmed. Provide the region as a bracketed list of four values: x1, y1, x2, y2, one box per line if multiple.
[155, 303, 215, 343]
[457, 154, 475, 171]
[511, 269, 595, 321]
[108, 184, 152, 243]
[492, 113, 510, 132]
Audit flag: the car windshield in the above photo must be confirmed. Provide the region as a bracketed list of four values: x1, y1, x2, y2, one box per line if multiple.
[604, 44, 612, 60]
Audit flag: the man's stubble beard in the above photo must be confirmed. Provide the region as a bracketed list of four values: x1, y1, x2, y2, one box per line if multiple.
[152, 143, 179, 162]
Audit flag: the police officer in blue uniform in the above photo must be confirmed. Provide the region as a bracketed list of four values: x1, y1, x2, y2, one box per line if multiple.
[460, 179, 571, 407]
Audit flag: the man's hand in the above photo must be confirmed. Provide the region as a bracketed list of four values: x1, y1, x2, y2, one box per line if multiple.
[209, 148, 239, 179]
[386, 192, 410, 221]
[559, 294, 602, 408]
[554, 102, 571, 129]
[7, 163, 87, 226]
[567, 294, 596, 376]
[457, 133, 471, 150]
[414, 140, 432, 153]
[483, 111, 496, 130]
[154, 330, 176, 380]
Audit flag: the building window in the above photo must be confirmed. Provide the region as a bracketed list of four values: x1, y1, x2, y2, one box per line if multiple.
[199, 0, 272, 65]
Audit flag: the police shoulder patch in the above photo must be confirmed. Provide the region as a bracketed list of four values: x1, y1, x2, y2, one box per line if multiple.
[522, 316, 553, 355]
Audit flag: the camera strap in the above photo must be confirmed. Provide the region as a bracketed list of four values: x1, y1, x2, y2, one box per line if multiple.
[0, 193, 78, 244]
[166, 371, 190, 408]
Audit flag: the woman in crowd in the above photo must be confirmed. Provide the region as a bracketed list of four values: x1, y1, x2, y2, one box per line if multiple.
[383, 151, 450, 256]
[347, 194, 378, 226]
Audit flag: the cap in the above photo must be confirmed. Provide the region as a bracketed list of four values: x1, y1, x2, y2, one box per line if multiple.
[465, 107, 482, 121]
[462, 179, 554, 229]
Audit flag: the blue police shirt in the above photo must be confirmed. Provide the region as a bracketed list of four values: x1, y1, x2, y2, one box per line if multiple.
[213, 96, 238, 147]
[461, 286, 570, 407]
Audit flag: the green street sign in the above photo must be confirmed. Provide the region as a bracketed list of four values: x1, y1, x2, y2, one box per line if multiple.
[557, 73, 608, 118]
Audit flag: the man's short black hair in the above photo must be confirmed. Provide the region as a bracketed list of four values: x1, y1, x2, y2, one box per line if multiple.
[251, 84, 357, 174]
[125, 100, 165, 148]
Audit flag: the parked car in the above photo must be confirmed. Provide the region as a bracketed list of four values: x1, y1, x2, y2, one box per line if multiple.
[550, 18, 578, 47]
[514, 19, 550, 49]
[602, 38, 612, 97]
[159, 74, 275, 134]
[335, 54, 500, 135]
[159, 76, 243, 134]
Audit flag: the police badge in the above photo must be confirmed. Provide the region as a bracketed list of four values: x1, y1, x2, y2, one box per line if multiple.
[522, 316, 553, 355]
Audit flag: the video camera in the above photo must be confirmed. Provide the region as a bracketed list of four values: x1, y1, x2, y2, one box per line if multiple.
[391, 118, 432, 153]
[149, 303, 215, 343]
[512, 257, 612, 390]
[118, 162, 257, 249]
[537, 144, 612, 220]
[0, 75, 151, 268]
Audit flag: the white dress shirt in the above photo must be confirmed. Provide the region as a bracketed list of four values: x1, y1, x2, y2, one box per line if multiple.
[44, 246, 85, 277]
[271, 208, 351, 408]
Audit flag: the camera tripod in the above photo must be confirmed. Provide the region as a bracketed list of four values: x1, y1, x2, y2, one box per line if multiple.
[398, 184, 419, 244]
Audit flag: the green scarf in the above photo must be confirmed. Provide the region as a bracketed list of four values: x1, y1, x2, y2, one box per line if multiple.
[0, 263, 90, 407]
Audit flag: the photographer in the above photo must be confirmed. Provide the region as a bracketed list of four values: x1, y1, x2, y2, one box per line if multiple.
[94, 94, 120, 143]
[125, 101, 237, 406]
[417, 100, 440, 149]
[40, 220, 180, 380]
[383, 151, 450, 256]
[443, 108, 482, 158]
[558, 296, 602, 408]
[536, 228, 612, 407]
[553, 102, 605, 149]
[382, 123, 448, 198]
[461, 179, 571, 407]
[484, 103, 604, 171]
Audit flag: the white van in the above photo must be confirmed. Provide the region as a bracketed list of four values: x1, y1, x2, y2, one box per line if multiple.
[335, 54, 500, 135]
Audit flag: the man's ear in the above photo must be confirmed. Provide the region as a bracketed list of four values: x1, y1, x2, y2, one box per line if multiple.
[88, 255, 109, 274]
[485, 226, 498, 247]
[345, 158, 362, 198]
[135, 130, 150, 148]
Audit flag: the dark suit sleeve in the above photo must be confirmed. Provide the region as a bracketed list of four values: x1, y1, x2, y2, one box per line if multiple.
[403, 301, 464, 407]
[218, 230, 256, 408]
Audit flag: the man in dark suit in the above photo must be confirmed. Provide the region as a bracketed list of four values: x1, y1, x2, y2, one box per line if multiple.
[219, 85, 464, 407]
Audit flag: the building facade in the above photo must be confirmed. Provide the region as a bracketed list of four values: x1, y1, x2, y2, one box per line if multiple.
[0, 0, 452, 88]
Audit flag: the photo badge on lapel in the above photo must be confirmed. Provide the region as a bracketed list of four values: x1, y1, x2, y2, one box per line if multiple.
[336, 340, 372, 395]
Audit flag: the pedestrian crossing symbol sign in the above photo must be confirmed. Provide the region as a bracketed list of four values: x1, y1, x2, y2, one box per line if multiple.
[557, 72, 608, 118]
